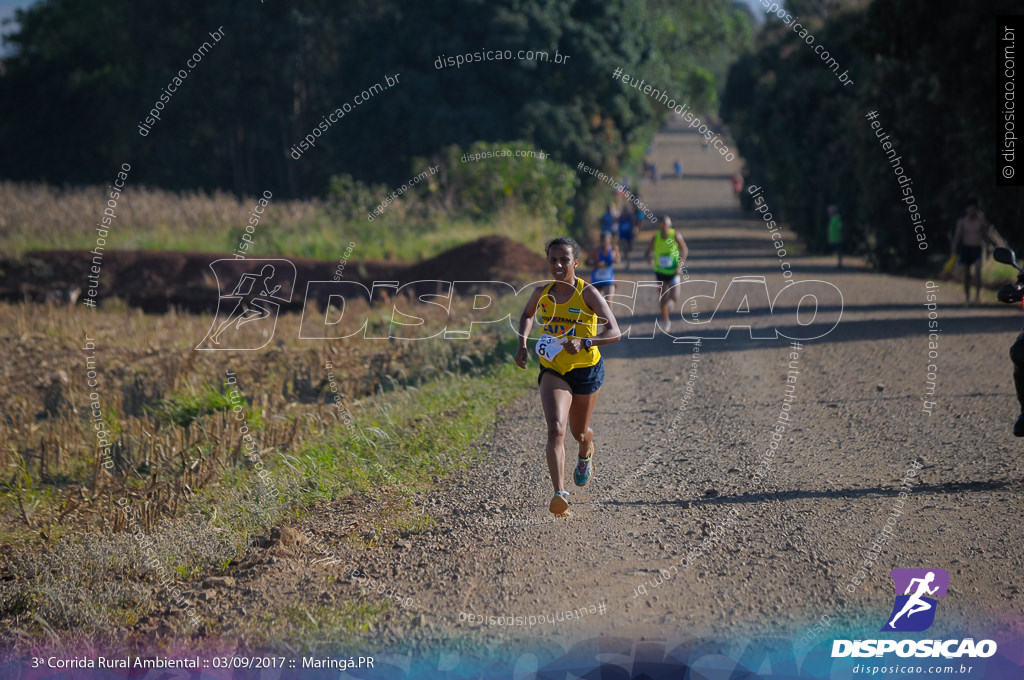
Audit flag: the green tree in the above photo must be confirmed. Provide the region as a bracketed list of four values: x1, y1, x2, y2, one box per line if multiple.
[723, 0, 1024, 270]
[0, 0, 752, 225]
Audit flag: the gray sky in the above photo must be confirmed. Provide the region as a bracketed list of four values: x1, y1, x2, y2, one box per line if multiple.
[0, 0, 27, 46]
[0, 0, 25, 23]
[0, 0, 772, 54]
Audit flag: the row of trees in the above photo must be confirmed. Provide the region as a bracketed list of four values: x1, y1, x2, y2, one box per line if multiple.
[0, 0, 752, 227]
[722, 0, 1024, 270]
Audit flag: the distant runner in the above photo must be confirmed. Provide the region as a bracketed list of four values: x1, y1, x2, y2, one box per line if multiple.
[827, 205, 843, 269]
[515, 237, 622, 517]
[644, 216, 689, 333]
[586, 231, 620, 298]
[617, 205, 635, 266]
[600, 204, 618, 237]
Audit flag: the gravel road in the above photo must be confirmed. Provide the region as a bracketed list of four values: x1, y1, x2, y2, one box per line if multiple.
[196, 118, 1024, 661]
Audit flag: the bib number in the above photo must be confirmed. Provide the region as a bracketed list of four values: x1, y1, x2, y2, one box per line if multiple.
[594, 266, 613, 281]
[658, 255, 676, 269]
[535, 333, 564, 361]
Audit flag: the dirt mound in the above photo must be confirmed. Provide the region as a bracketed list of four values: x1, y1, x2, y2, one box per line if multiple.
[403, 236, 547, 284]
[0, 236, 548, 313]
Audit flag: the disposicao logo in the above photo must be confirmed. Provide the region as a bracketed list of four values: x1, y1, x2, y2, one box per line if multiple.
[831, 568, 997, 659]
[882, 568, 948, 632]
[196, 259, 295, 351]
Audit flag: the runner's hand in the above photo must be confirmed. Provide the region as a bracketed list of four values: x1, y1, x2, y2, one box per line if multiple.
[514, 346, 529, 369]
[562, 338, 582, 355]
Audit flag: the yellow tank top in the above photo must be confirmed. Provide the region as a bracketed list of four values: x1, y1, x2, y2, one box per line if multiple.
[536, 277, 601, 374]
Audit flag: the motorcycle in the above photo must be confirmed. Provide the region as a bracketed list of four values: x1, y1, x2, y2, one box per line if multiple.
[994, 246, 1024, 305]
[993, 246, 1024, 436]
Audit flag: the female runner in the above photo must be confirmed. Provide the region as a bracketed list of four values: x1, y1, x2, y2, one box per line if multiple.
[515, 237, 622, 516]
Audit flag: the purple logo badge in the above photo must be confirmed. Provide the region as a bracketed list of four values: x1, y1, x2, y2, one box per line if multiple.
[881, 569, 949, 632]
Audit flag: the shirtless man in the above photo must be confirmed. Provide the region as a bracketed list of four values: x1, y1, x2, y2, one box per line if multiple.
[951, 199, 995, 305]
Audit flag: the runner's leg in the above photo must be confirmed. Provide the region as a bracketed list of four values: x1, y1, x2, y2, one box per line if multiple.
[662, 285, 680, 323]
[962, 255, 970, 303]
[973, 260, 982, 302]
[540, 372, 573, 493]
[568, 389, 600, 458]
[659, 286, 673, 323]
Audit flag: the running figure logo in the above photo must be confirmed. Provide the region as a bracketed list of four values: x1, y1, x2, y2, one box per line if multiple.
[196, 259, 295, 351]
[881, 568, 949, 632]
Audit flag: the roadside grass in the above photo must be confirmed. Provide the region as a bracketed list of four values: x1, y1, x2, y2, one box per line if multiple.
[2, 356, 531, 653]
[0, 291, 534, 653]
[254, 600, 391, 642]
[0, 184, 562, 263]
[935, 257, 1020, 303]
[982, 259, 1019, 288]
[0, 296, 524, 545]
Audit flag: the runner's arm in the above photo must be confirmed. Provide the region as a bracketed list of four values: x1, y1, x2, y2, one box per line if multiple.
[951, 220, 963, 253]
[581, 284, 622, 347]
[982, 216, 997, 248]
[514, 286, 545, 368]
[644, 237, 656, 261]
[676, 232, 690, 264]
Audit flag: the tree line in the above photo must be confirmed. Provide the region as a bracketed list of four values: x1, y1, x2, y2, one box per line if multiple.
[0, 0, 752, 226]
[722, 0, 1024, 270]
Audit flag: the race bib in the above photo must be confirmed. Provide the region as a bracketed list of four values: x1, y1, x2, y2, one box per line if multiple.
[593, 266, 613, 281]
[535, 333, 565, 361]
[658, 255, 676, 269]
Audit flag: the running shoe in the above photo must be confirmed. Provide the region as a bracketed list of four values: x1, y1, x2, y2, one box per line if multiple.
[574, 444, 594, 487]
[549, 490, 570, 516]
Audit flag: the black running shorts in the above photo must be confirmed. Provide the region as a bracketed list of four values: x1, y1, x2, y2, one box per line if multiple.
[538, 358, 605, 395]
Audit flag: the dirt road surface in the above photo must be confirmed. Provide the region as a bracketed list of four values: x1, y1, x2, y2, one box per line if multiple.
[200, 118, 1024, 669]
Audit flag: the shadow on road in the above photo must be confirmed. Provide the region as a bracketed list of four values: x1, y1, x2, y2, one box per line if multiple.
[596, 476, 1024, 510]
[599, 311, 1022, 358]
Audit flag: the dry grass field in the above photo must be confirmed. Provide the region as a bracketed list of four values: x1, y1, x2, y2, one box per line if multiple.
[0, 295, 530, 651]
[0, 181, 563, 263]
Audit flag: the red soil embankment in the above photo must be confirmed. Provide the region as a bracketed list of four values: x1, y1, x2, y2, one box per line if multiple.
[0, 236, 547, 313]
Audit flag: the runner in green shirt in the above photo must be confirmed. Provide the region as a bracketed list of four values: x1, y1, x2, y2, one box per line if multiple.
[827, 205, 843, 269]
[644, 216, 689, 333]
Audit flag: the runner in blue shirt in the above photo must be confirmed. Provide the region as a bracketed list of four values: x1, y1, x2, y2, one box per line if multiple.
[618, 206, 635, 268]
[587, 232, 620, 299]
[600, 204, 618, 236]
